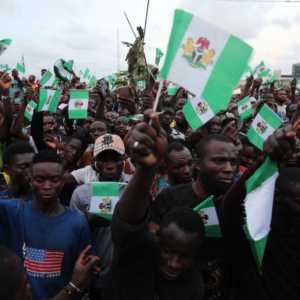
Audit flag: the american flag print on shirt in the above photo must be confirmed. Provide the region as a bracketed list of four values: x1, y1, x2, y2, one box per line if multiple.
[24, 246, 64, 274]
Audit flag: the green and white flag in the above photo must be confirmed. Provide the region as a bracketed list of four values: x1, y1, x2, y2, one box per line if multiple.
[78, 70, 83, 76]
[193, 196, 222, 238]
[155, 48, 164, 66]
[89, 75, 96, 85]
[247, 104, 282, 150]
[0, 39, 12, 56]
[38, 89, 61, 112]
[69, 90, 89, 119]
[245, 66, 255, 77]
[124, 114, 143, 122]
[24, 100, 37, 120]
[255, 61, 268, 78]
[168, 83, 179, 95]
[83, 68, 90, 79]
[89, 182, 120, 220]
[242, 157, 278, 274]
[16, 54, 25, 73]
[136, 80, 146, 89]
[107, 75, 115, 85]
[0, 64, 10, 72]
[39, 70, 58, 88]
[160, 9, 252, 118]
[262, 70, 276, 86]
[237, 96, 252, 120]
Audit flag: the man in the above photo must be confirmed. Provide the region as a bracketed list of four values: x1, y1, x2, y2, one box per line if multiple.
[114, 115, 131, 140]
[70, 134, 132, 300]
[174, 97, 188, 111]
[286, 102, 297, 122]
[9, 69, 24, 103]
[150, 134, 238, 299]
[156, 142, 194, 195]
[0, 150, 95, 300]
[83, 116, 95, 146]
[173, 109, 189, 135]
[240, 136, 261, 169]
[104, 96, 115, 112]
[101, 110, 205, 300]
[223, 124, 300, 299]
[0, 141, 35, 201]
[210, 115, 222, 134]
[276, 89, 287, 120]
[161, 101, 185, 140]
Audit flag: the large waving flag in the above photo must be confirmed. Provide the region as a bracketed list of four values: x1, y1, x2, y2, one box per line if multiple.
[17, 54, 25, 73]
[39, 70, 58, 88]
[0, 39, 12, 56]
[38, 89, 61, 112]
[160, 10, 253, 130]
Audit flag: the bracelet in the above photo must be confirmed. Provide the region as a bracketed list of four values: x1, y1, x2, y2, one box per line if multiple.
[69, 281, 81, 292]
[3, 96, 10, 100]
[63, 287, 75, 298]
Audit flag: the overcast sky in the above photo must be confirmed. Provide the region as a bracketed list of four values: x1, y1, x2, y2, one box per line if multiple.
[0, 0, 299, 79]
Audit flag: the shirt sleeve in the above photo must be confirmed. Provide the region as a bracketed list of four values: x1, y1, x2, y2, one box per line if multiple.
[71, 168, 86, 185]
[150, 190, 167, 224]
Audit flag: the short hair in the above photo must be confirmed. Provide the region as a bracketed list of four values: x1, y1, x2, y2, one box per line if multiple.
[3, 141, 35, 167]
[159, 207, 205, 243]
[66, 134, 88, 150]
[196, 134, 233, 159]
[241, 135, 254, 148]
[164, 142, 189, 166]
[30, 150, 63, 172]
[175, 97, 188, 104]
[41, 69, 47, 72]
[276, 168, 300, 195]
[0, 246, 22, 300]
[201, 121, 212, 134]
[92, 120, 111, 132]
[162, 101, 175, 110]
[286, 102, 297, 114]
[116, 114, 132, 125]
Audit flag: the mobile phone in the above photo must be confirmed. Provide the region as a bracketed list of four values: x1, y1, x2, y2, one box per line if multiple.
[118, 86, 134, 101]
[14, 98, 22, 104]
[98, 78, 110, 98]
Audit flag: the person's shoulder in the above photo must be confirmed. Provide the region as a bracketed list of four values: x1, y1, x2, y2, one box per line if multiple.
[64, 206, 89, 226]
[0, 189, 10, 199]
[163, 182, 193, 194]
[73, 182, 91, 193]
[122, 172, 133, 183]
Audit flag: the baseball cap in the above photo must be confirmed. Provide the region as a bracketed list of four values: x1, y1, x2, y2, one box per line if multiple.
[93, 134, 125, 157]
[220, 112, 243, 131]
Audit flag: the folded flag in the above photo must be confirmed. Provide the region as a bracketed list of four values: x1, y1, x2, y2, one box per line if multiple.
[237, 96, 252, 120]
[0, 39, 12, 56]
[168, 83, 179, 95]
[69, 90, 89, 119]
[89, 182, 120, 220]
[124, 114, 143, 122]
[155, 48, 164, 66]
[136, 80, 146, 89]
[262, 70, 276, 86]
[83, 68, 90, 79]
[193, 196, 222, 238]
[25, 100, 37, 120]
[39, 70, 58, 88]
[38, 89, 61, 112]
[243, 157, 278, 274]
[255, 61, 268, 78]
[247, 104, 282, 150]
[160, 10, 253, 130]
[17, 54, 25, 74]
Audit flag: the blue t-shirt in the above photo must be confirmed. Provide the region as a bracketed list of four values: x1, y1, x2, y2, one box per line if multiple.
[0, 189, 34, 201]
[0, 200, 95, 300]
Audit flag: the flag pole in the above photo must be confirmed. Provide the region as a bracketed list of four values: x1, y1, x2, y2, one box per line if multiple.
[124, 12, 137, 39]
[149, 79, 163, 126]
[143, 0, 150, 43]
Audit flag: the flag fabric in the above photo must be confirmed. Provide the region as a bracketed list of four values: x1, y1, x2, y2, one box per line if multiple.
[89, 75, 96, 85]
[242, 157, 278, 274]
[16, 54, 25, 73]
[112, 74, 118, 80]
[39, 70, 58, 88]
[89, 182, 120, 220]
[168, 83, 179, 95]
[124, 114, 143, 122]
[136, 80, 146, 89]
[0, 64, 11, 72]
[0, 39, 12, 56]
[155, 48, 164, 66]
[38, 89, 61, 112]
[24, 246, 64, 274]
[25, 100, 37, 120]
[193, 196, 222, 238]
[78, 70, 83, 77]
[247, 104, 283, 150]
[255, 61, 268, 78]
[262, 70, 276, 86]
[245, 66, 255, 77]
[69, 90, 89, 119]
[160, 9, 252, 129]
[107, 75, 115, 85]
[237, 96, 253, 120]
[83, 68, 90, 79]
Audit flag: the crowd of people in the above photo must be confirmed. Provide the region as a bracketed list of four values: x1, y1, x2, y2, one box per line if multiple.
[0, 67, 300, 300]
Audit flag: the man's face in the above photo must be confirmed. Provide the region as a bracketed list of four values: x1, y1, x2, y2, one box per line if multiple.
[115, 116, 129, 138]
[156, 223, 201, 280]
[105, 111, 117, 125]
[263, 95, 276, 112]
[198, 141, 238, 183]
[162, 107, 175, 127]
[90, 121, 108, 142]
[287, 103, 297, 121]
[5, 153, 34, 188]
[174, 110, 185, 125]
[175, 98, 187, 110]
[64, 139, 86, 163]
[95, 150, 124, 181]
[210, 116, 221, 134]
[185, 126, 206, 143]
[105, 97, 114, 111]
[58, 142, 66, 158]
[83, 117, 95, 135]
[41, 70, 46, 76]
[88, 99, 96, 109]
[240, 146, 257, 168]
[12, 69, 18, 77]
[167, 149, 194, 185]
[28, 75, 35, 83]
[43, 115, 57, 133]
[92, 93, 100, 103]
[30, 162, 64, 204]
[277, 90, 286, 103]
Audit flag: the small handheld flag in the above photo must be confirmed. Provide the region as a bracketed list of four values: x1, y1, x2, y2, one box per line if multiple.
[237, 96, 253, 120]
[39, 70, 58, 88]
[155, 48, 164, 66]
[68, 90, 89, 119]
[38, 89, 61, 112]
[0, 39, 12, 56]
[17, 54, 25, 74]
[25, 100, 37, 120]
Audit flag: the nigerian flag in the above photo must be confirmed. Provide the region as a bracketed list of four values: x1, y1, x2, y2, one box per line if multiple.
[136, 80, 145, 89]
[69, 90, 89, 119]
[107, 75, 115, 85]
[262, 70, 276, 86]
[83, 68, 90, 79]
[237, 96, 252, 120]
[160, 10, 252, 129]
[89, 182, 119, 220]
[247, 104, 282, 150]
[155, 48, 164, 66]
[243, 157, 278, 274]
[168, 83, 179, 95]
[124, 114, 143, 122]
[38, 89, 61, 112]
[39, 70, 58, 88]
[0, 39, 12, 56]
[78, 70, 83, 76]
[16, 54, 25, 73]
[193, 196, 222, 238]
[255, 61, 268, 78]
[0, 64, 10, 72]
[24, 100, 37, 120]
[89, 75, 96, 85]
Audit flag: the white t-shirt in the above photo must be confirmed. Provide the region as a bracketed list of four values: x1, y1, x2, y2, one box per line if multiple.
[71, 166, 97, 185]
[277, 104, 287, 121]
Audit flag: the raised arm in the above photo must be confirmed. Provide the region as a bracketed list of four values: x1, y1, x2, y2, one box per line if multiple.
[95, 84, 105, 120]
[118, 109, 167, 224]
[240, 75, 253, 100]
